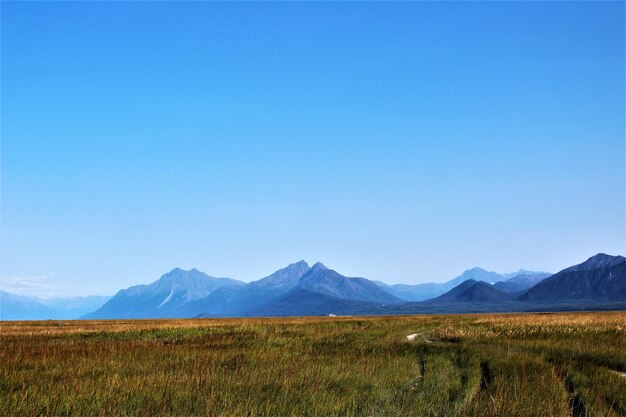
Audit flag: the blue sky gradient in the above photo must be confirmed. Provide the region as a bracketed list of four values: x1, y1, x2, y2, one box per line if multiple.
[1, 2, 624, 297]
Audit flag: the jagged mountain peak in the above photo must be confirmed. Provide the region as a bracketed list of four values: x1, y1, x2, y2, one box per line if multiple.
[156, 268, 211, 287]
[447, 267, 503, 287]
[462, 267, 497, 276]
[574, 253, 625, 271]
[82, 268, 243, 319]
[311, 262, 328, 271]
[519, 254, 625, 303]
[164, 267, 185, 275]
[250, 260, 311, 289]
[297, 264, 400, 304]
[287, 260, 311, 271]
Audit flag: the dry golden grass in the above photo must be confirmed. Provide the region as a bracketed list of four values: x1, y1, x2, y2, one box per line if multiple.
[1, 312, 624, 416]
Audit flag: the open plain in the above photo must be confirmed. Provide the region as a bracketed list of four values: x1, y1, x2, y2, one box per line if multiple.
[1, 312, 624, 417]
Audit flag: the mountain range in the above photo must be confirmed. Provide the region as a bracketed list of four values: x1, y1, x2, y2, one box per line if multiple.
[374, 267, 546, 301]
[0, 292, 111, 321]
[1, 253, 624, 320]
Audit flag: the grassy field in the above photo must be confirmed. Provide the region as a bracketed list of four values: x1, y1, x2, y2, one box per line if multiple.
[0, 312, 624, 416]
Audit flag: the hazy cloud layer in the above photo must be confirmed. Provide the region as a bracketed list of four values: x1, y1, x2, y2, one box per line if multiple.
[0, 274, 69, 299]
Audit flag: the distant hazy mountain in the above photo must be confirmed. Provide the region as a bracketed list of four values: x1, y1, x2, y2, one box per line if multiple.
[519, 254, 625, 303]
[1, 291, 58, 320]
[376, 267, 506, 301]
[427, 280, 514, 303]
[82, 268, 244, 319]
[0, 292, 111, 321]
[493, 272, 551, 294]
[37, 295, 112, 319]
[446, 267, 503, 287]
[373, 281, 444, 302]
[502, 269, 550, 280]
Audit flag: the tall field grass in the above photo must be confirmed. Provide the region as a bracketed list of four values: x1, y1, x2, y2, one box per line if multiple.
[0, 312, 624, 416]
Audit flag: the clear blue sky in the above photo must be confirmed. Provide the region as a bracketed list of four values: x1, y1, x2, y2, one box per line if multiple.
[1, 2, 624, 297]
